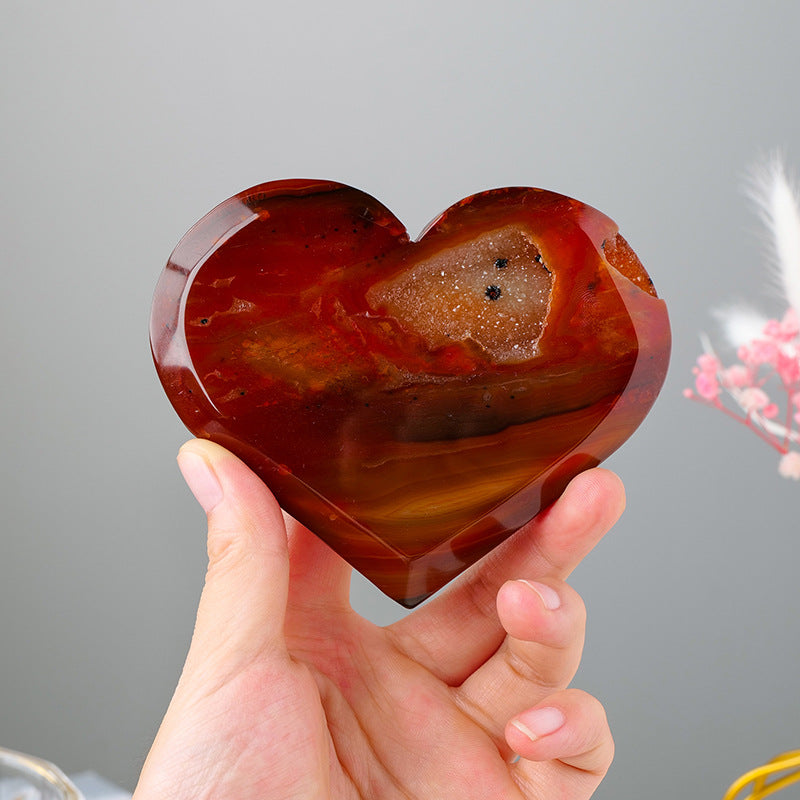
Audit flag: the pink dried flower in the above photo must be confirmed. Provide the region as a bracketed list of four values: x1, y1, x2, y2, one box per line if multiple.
[722, 365, 750, 387]
[764, 319, 780, 337]
[739, 387, 771, 412]
[695, 371, 720, 401]
[749, 338, 780, 366]
[778, 451, 800, 480]
[780, 307, 799, 338]
[777, 351, 800, 386]
[737, 344, 752, 363]
[686, 153, 800, 478]
[763, 403, 780, 419]
[697, 353, 721, 373]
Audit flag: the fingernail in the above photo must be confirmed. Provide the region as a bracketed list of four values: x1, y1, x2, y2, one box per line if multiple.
[511, 707, 565, 742]
[177, 447, 224, 513]
[517, 579, 561, 610]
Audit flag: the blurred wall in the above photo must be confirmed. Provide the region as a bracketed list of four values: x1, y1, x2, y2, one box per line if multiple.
[1, 1, 799, 796]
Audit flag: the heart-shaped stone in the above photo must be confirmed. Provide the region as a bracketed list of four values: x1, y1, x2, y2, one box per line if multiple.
[151, 180, 670, 607]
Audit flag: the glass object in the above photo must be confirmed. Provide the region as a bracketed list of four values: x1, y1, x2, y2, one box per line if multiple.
[0, 747, 84, 800]
[151, 180, 671, 606]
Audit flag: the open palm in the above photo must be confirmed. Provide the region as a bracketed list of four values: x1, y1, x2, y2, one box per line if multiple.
[134, 440, 624, 800]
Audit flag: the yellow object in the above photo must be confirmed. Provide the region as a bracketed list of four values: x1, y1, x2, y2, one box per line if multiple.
[723, 751, 800, 800]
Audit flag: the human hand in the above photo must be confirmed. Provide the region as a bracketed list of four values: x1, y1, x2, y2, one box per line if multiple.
[133, 440, 625, 800]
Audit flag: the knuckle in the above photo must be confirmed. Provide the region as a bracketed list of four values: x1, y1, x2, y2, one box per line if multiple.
[206, 513, 255, 568]
[504, 644, 572, 691]
[464, 566, 503, 623]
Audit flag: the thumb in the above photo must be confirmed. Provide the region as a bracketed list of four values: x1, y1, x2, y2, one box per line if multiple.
[177, 439, 290, 672]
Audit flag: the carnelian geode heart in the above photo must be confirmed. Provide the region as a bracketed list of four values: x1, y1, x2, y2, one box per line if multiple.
[151, 180, 670, 607]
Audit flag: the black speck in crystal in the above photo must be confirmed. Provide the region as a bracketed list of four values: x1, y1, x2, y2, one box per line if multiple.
[485, 285, 502, 301]
[494, 257, 508, 269]
[200, 318, 209, 325]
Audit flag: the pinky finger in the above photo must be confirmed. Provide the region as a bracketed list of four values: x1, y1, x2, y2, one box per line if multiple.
[506, 689, 614, 786]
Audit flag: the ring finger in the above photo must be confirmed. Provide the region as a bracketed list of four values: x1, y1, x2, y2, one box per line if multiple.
[452, 578, 586, 744]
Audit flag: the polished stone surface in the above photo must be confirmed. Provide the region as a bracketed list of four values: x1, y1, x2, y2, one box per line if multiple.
[151, 180, 671, 606]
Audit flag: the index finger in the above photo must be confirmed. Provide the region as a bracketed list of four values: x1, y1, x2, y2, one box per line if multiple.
[386, 468, 625, 685]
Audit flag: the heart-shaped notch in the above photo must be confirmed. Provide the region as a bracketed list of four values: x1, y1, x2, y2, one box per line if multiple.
[151, 180, 670, 607]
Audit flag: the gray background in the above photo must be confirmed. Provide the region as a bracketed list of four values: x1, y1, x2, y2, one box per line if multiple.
[2, 1, 799, 797]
